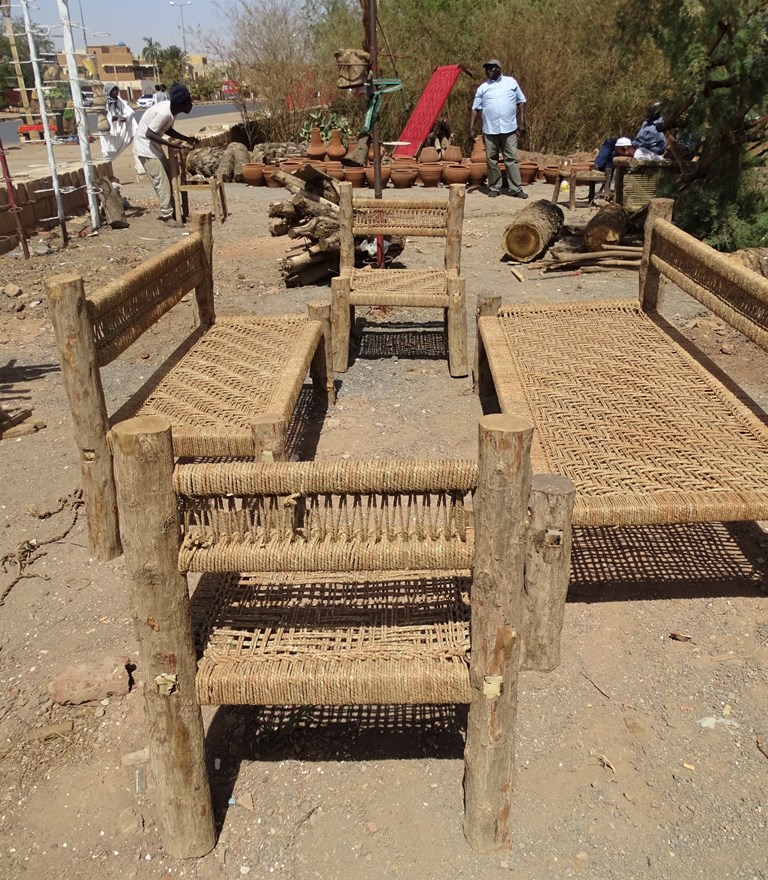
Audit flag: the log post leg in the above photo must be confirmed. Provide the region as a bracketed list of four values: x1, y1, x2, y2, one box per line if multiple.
[208, 177, 222, 223]
[639, 198, 675, 312]
[568, 171, 577, 211]
[520, 474, 575, 672]
[188, 212, 215, 328]
[550, 174, 561, 205]
[168, 150, 183, 224]
[110, 416, 216, 859]
[307, 301, 336, 405]
[251, 415, 287, 462]
[474, 295, 501, 396]
[446, 276, 468, 378]
[331, 277, 352, 372]
[44, 274, 121, 560]
[217, 176, 228, 221]
[464, 413, 533, 853]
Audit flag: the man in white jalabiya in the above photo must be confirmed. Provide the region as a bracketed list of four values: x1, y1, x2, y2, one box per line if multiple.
[99, 83, 138, 166]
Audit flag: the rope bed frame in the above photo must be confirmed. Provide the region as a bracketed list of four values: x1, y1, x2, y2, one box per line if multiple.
[110, 413, 575, 857]
[45, 212, 335, 562]
[331, 182, 469, 377]
[476, 198, 768, 528]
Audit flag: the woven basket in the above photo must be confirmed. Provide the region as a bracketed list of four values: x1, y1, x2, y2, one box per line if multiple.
[621, 165, 675, 211]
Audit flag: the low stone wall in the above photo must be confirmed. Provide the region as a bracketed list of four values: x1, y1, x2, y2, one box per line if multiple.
[0, 159, 113, 256]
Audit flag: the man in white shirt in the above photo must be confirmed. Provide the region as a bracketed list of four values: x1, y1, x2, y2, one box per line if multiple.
[470, 59, 528, 199]
[154, 84, 169, 103]
[134, 83, 198, 226]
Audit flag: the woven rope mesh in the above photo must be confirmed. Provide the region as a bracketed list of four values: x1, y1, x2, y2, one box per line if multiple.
[191, 572, 472, 705]
[89, 237, 204, 365]
[651, 221, 768, 351]
[349, 269, 448, 306]
[352, 202, 449, 237]
[114, 316, 319, 457]
[481, 300, 768, 527]
[621, 166, 675, 210]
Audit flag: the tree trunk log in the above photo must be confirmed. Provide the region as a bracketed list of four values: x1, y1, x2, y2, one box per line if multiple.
[584, 203, 628, 252]
[96, 176, 128, 229]
[727, 247, 768, 278]
[291, 192, 340, 219]
[502, 199, 564, 262]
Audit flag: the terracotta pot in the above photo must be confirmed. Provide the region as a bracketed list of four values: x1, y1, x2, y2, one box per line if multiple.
[419, 146, 439, 163]
[344, 166, 366, 187]
[468, 161, 486, 187]
[279, 159, 304, 176]
[324, 160, 345, 181]
[470, 136, 486, 163]
[392, 155, 417, 167]
[241, 162, 265, 186]
[306, 126, 325, 161]
[542, 165, 560, 185]
[442, 162, 470, 185]
[308, 160, 326, 172]
[443, 145, 463, 163]
[364, 165, 391, 188]
[390, 167, 417, 188]
[519, 162, 538, 186]
[325, 128, 347, 161]
[367, 142, 385, 162]
[418, 161, 443, 187]
[571, 162, 591, 174]
[263, 164, 281, 187]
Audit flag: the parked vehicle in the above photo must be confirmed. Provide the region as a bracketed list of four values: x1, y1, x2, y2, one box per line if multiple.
[136, 94, 154, 109]
[82, 92, 94, 107]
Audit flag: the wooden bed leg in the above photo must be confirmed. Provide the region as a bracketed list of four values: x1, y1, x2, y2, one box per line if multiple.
[189, 212, 215, 328]
[446, 276, 468, 377]
[639, 198, 674, 312]
[520, 474, 575, 673]
[464, 413, 533, 853]
[474, 295, 501, 396]
[251, 414, 287, 462]
[331, 278, 351, 372]
[208, 177, 222, 223]
[45, 273, 122, 561]
[307, 301, 336, 405]
[110, 415, 216, 860]
[217, 175, 228, 221]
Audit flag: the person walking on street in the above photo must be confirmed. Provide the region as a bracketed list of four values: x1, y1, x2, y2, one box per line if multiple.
[154, 83, 169, 103]
[134, 83, 199, 227]
[470, 59, 528, 199]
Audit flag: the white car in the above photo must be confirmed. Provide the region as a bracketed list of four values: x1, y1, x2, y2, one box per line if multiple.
[136, 94, 155, 109]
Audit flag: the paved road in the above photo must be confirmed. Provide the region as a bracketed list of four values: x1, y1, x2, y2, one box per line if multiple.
[0, 102, 238, 148]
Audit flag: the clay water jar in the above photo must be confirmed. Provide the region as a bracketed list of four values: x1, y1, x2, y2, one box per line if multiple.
[470, 136, 486, 162]
[306, 126, 325, 161]
[542, 165, 560, 185]
[390, 167, 417, 188]
[519, 162, 538, 186]
[344, 166, 366, 187]
[417, 161, 443, 187]
[263, 164, 281, 187]
[392, 154, 417, 168]
[324, 161, 345, 181]
[241, 162, 265, 186]
[325, 128, 347, 160]
[364, 165, 391, 188]
[419, 145, 439, 163]
[468, 162, 487, 187]
[443, 145, 463, 163]
[442, 162, 470, 185]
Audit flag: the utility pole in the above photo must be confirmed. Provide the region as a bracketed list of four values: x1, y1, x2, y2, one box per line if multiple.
[55, 0, 101, 230]
[1, 0, 34, 123]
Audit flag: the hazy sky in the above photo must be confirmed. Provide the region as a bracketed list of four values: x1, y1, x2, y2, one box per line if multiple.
[26, 0, 222, 58]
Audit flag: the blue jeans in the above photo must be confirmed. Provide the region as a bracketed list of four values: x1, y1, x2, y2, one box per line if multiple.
[483, 131, 522, 193]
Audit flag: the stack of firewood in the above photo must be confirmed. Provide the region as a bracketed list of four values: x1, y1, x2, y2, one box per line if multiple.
[268, 166, 404, 287]
[268, 167, 343, 287]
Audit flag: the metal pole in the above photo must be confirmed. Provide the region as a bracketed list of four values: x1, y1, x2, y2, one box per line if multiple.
[55, 0, 101, 230]
[1, 1, 34, 124]
[19, 0, 68, 245]
[0, 137, 30, 258]
[368, 0, 381, 200]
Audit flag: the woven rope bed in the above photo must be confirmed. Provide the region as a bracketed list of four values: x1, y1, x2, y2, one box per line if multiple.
[479, 298, 768, 528]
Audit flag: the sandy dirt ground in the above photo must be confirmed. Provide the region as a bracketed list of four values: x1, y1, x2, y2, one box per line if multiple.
[1, 114, 768, 880]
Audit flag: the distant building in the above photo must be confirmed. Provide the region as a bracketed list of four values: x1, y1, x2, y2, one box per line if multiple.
[55, 44, 155, 101]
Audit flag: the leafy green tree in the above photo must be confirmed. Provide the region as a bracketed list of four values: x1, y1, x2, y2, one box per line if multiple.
[618, 0, 768, 247]
[142, 37, 162, 73]
[159, 45, 188, 84]
[0, 16, 56, 88]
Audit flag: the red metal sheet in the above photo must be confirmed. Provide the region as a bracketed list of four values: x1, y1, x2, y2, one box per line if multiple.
[393, 65, 462, 158]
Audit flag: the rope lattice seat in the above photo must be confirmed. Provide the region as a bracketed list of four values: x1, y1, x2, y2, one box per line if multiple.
[192, 572, 473, 706]
[479, 299, 768, 527]
[113, 316, 323, 457]
[174, 458, 477, 572]
[331, 182, 468, 377]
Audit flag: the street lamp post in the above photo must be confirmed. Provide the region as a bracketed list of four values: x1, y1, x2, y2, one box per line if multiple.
[168, 1, 192, 54]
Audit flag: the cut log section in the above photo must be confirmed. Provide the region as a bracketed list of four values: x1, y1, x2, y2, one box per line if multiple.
[727, 247, 768, 279]
[584, 203, 628, 252]
[502, 199, 564, 262]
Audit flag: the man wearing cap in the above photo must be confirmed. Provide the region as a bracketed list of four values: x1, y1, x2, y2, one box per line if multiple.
[470, 59, 528, 199]
[134, 83, 199, 227]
